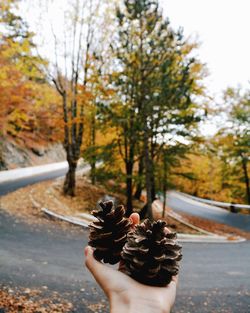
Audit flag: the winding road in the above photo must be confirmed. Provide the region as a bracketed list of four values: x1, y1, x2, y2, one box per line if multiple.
[1, 164, 250, 232]
[0, 164, 250, 312]
[0, 162, 69, 196]
[1, 163, 249, 231]
[0, 210, 249, 313]
[167, 191, 250, 232]
[0, 168, 68, 196]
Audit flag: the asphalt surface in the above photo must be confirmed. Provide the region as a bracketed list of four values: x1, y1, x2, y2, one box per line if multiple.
[0, 210, 103, 312]
[0, 168, 68, 196]
[167, 191, 250, 232]
[1, 166, 249, 232]
[0, 167, 250, 311]
[0, 210, 249, 313]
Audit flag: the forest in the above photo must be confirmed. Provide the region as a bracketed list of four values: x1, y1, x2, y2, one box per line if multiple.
[0, 0, 249, 216]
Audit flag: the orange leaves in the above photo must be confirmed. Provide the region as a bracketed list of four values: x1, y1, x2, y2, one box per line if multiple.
[0, 61, 30, 136]
[0, 1, 61, 143]
[0, 38, 62, 143]
[77, 90, 93, 104]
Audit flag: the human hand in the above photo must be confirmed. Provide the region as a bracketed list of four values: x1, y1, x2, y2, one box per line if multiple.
[85, 213, 178, 313]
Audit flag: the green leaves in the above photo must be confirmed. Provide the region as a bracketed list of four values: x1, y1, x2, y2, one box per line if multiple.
[104, 0, 206, 214]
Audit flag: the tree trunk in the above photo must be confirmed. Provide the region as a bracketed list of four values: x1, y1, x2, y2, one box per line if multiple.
[150, 138, 156, 202]
[90, 111, 96, 185]
[151, 170, 156, 202]
[64, 160, 77, 196]
[134, 157, 144, 200]
[139, 203, 148, 219]
[162, 156, 167, 218]
[126, 162, 133, 216]
[91, 161, 96, 185]
[241, 154, 250, 204]
[144, 129, 153, 220]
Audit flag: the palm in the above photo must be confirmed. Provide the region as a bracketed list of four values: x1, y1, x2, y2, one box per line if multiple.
[85, 213, 177, 313]
[107, 263, 177, 309]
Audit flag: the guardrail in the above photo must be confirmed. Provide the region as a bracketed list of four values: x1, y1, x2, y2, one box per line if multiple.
[179, 192, 250, 212]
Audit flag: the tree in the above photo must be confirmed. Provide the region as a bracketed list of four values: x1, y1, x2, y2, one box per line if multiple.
[32, 0, 105, 196]
[30, 0, 119, 196]
[82, 54, 116, 185]
[173, 134, 249, 205]
[81, 1, 118, 185]
[217, 87, 250, 203]
[111, 0, 205, 217]
[172, 142, 223, 200]
[157, 143, 190, 217]
[0, 0, 60, 144]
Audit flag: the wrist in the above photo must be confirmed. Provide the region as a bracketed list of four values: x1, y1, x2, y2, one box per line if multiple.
[109, 292, 171, 313]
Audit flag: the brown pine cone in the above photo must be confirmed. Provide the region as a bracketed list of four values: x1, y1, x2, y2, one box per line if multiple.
[88, 200, 132, 264]
[121, 219, 182, 286]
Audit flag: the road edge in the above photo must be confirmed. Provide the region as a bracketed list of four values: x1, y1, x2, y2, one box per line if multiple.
[41, 208, 246, 244]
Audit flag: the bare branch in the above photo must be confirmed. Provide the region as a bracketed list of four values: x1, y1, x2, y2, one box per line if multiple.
[50, 22, 65, 93]
[52, 78, 64, 96]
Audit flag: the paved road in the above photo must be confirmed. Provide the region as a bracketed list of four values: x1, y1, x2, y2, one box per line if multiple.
[167, 191, 250, 232]
[0, 168, 68, 196]
[1, 164, 249, 232]
[0, 210, 249, 313]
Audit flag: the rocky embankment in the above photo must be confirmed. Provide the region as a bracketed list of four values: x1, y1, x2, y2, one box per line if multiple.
[0, 139, 66, 170]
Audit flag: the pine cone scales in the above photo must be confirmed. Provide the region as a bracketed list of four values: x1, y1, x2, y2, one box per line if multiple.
[121, 219, 182, 286]
[88, 200, 132, 264]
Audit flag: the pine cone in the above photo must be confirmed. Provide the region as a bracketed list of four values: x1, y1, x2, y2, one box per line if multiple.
[88, 200, 132, 264]
[121, 219, 182, 286]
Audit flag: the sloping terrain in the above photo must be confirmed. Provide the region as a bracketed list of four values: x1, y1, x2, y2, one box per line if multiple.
[0, 138, 65, 170]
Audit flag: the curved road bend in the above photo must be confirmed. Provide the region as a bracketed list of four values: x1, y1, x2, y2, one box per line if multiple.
[0, 168, 68, 196]
[0, 166, 249, 311]
[0, 162, 93, 197]
[0, 165, 249, 232]
[0, 210, 249, 313]
[0, 165, 249, 231]
[167, 191, 250, 232]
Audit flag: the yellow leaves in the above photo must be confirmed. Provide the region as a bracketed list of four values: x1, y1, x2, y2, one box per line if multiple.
[0, 1, 65, 143]
[68, 117, 84, 125]
[78, 90, 93, 103]
[173, 152, 223, 200]
[20, 38, 30, 53]
[100, 88, 116, 100]
[172, 147, 248, 204]
[0, 39, 62, 142]
[0, 0, 16, 12]
[190, 62, 203, 76]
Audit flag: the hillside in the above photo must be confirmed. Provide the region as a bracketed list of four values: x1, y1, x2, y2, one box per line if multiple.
[0, 138, 65, 170]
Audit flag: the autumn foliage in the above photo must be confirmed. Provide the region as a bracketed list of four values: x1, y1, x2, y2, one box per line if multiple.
[0, 0, 62, 147]
[0, 0, 249, 206]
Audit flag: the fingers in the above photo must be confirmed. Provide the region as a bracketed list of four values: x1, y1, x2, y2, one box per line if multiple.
[84, 246, 114, 296]
[159, 275, 178, 310]
[164, 226, 171, 234]
[129, 212, 140, 227]
[172, 275, 179, 285]
[85, 213, 139, 295]
[118, 213, 139, 270]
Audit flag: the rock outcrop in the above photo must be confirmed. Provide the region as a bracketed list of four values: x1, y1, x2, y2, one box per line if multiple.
[0, 139, 66, 170]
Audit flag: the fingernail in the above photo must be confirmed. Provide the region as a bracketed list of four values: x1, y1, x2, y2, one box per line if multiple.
[84, 246, 89, 257]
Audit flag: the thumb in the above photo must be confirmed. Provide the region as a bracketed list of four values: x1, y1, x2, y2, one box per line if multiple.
[84, 246, 114, 296]
[129, 212, 140, 227]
